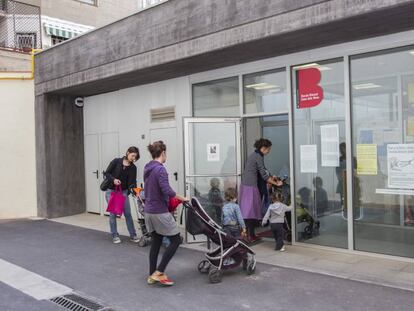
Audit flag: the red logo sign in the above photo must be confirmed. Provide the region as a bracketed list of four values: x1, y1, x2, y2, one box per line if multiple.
[297, 68, 324, 109]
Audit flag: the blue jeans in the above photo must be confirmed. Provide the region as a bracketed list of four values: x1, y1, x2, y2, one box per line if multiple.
[105, 190, 137, 238]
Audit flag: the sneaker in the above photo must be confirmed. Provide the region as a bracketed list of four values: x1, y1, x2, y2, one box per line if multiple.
[130, 235, 140, 243]
[149, 271, 175, 286]
[147, 276, 157, 285]
[280, 246, 286, 252]
[112, 236, 121, 244]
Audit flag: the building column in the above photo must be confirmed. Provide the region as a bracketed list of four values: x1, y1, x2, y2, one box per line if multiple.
[35, 94, 86, 218]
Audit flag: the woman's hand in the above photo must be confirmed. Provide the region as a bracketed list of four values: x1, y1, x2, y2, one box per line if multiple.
[241, 228, 247, 237]
[176, 195, 190, 202]
[114, 179, 121, 186]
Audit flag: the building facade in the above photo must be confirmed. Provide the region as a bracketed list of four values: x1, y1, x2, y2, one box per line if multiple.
[0, 0, 160, 219]
[34, 0, 414, 260]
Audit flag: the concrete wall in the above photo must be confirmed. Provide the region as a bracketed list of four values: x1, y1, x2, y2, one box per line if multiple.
[34, 0, 414, 97]
[35, 94, 85, 218]
[0, 79, 37, 219]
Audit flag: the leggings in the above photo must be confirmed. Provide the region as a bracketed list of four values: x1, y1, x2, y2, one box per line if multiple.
[244, 219, 257, 238]
[149, 232, 181, 275]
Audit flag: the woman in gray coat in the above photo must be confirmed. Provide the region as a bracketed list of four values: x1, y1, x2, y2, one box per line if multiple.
[239, 138, 282, 242]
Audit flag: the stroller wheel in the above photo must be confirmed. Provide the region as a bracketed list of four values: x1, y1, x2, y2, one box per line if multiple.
[246, 261, 256, 275]
[304, 225, 312, 236]
[285, 232, 292, 242]
[138, 237, 147, 247]
[197, 260, 211, 274]
[208, 268, 223, 284]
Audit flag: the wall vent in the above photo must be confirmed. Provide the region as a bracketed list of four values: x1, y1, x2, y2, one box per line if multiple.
[150, 106, 175, 122]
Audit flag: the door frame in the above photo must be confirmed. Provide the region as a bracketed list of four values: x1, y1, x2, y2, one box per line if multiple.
[183, 117, 242, 243]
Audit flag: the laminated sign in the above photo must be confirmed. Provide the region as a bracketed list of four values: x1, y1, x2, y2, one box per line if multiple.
[297, 68, 324, 109]
[387, 144, 414, 189]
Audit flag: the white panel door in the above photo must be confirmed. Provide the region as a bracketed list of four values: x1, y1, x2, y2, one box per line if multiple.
[100, 132, 120, 215]
[150, 128, 179, 192]
[84, 134, 101, 214]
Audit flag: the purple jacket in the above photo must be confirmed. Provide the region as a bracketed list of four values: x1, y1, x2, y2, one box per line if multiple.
[143, 160, 176, 214]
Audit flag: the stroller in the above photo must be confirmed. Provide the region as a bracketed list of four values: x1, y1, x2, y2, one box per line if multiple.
[131, 187, 152, 247]
[183, 198, 256, 284]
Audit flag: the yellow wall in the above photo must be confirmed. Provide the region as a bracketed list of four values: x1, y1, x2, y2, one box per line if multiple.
[0, 79, 37, 219]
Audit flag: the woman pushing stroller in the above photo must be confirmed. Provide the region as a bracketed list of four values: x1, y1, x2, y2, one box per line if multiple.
[144, 141, 188, 286]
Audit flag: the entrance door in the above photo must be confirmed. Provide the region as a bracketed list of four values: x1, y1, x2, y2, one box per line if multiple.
[244, 114, 291, 238]
[150, 128, 179, 192]
[184, 118, 242, 242]
[84, 134, 101, 214]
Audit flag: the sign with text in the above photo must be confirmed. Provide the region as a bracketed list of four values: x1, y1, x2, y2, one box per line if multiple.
[297, 67, 324, 109]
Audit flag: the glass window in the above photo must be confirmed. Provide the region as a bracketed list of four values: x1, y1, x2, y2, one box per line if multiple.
[76, 0, 97, 5]
[193, 77, 240, 117]
[351, 47, 414, 258]
[243, 69, 287, 114]
[292, 59, 348, 248]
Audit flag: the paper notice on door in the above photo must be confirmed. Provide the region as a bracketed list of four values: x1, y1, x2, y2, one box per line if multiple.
[320, 124, 339, 167]
[300, 145, 318, 173]
[356, 144, 377, 175]
[207, 143, 220, 162]
[387, 144, 414, 189]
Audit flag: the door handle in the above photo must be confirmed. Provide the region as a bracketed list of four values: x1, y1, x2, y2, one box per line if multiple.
[93, 170, 99, 179]
[173, 172, 178, 181]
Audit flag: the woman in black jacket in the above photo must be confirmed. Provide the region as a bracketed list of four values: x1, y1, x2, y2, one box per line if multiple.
[104, 146, 140, 244]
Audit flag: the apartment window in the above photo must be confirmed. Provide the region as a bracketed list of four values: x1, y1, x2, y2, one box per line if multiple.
[51, 35, 68, 46]
[76, 0, 97, 6]
[138, 0, 167, 10]
[16, 33, 37, 49]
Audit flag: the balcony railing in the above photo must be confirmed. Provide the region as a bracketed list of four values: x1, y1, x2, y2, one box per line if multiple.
[0, 0, 41, 51]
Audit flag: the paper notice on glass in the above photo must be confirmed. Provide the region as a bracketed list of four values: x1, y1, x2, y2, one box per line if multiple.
[356, 144, 377, 175]
[300, 145, 318, 173]
[320, 124, 339, 167]
[387, 144, 414, 189]
[207, 143, 220, 162]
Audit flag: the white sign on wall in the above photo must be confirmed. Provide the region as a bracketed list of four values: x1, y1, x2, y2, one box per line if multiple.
[320, 124, 339, 167]
[207, 143, 220, 162]
[300, 145, 318, 173]
[387, 144, 414, 189]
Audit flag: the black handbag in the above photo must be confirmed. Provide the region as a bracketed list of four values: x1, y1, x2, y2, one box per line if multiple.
[100, 176, 111, 191]
[99, 172, 112, 191]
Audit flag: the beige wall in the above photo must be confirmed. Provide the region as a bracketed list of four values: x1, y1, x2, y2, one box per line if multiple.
[0, 76, 37, 219]
[38, 0, 139, 28]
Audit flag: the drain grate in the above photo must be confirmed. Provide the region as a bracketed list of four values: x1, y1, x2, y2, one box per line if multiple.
[50, 293, 112, 311]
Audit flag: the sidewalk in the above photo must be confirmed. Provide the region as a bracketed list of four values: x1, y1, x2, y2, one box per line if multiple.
[51, 213, 414, 292]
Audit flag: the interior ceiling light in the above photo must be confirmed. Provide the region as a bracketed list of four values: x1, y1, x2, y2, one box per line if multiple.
[245, 83, 268, 88]
[294, 63, 331, 71]
[353, 83, 382, 90]
[245, 83, 279, 90]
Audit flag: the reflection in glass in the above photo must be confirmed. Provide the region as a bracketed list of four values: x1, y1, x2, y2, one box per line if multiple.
[193, 77, 240, 117]
[186, 176, 239, 225]
[243, 69, 287, 114]
[351, 47, 414, 257]
[292, 59, 348, 248]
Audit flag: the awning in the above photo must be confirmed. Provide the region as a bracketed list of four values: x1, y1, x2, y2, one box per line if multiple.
[43, 16, 94, 40]
[44, 24, 81, 39]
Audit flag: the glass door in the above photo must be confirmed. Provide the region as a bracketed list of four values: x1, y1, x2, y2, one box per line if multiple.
[184, 118, 242, 242]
